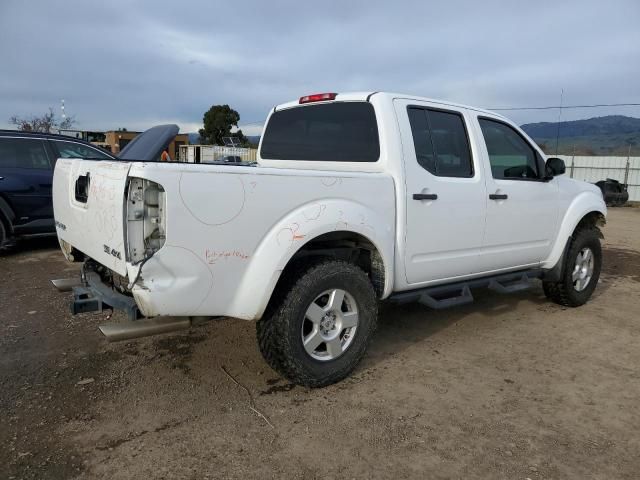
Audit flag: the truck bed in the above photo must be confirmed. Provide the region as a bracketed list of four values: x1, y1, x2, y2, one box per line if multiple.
[53, 159, 396, 319]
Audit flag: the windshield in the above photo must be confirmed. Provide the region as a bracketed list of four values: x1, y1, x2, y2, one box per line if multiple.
[260, 102, 380, 162]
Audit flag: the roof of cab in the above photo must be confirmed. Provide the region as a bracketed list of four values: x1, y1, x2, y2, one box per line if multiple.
[274, 92, 373, 111]
[273, 91, 506, 119]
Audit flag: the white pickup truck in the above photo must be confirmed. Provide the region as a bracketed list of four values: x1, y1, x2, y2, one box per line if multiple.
[52, 92, 606, 387]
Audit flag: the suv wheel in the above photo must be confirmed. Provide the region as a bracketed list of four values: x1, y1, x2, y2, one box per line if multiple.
[543, 226, 602, 307]
[257, 260, 378, 387]
[0, 214, 10, 252]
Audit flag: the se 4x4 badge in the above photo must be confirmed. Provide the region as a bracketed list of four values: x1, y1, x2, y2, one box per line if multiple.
[103, 244, 122, 260]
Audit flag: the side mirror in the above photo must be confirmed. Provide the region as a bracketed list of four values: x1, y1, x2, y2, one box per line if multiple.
[545, 157, 565, 177]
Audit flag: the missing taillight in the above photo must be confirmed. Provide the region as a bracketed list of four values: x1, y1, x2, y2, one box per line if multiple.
[126, 178, 166, 263]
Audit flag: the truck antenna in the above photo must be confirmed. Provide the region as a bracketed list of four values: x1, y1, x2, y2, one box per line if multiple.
[555, 88, 563, 155]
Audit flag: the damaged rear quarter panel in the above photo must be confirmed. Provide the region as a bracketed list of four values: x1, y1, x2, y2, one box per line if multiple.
[126, 162, 395, 319]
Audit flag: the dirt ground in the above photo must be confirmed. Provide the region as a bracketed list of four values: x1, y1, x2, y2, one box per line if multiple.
[1, 208, 639, 480]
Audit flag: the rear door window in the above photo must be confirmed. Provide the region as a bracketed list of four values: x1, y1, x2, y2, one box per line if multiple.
[407, 107, 473, 177]
[0, 137, 51, 169]
[260, 102, 380, 162]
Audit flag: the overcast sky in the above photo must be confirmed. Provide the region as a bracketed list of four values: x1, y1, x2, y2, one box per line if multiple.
[1, 0, 638, 135]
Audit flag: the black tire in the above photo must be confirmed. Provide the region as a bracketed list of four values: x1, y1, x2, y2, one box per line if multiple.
[256, 258, 315, 376]
[543, 226, 602, 307]
[256, 260, 378, 387]
[0, 213, 10, 253]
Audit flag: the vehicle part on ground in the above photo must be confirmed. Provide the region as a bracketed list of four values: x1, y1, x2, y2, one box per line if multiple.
[51, 277, 83, 292]
[257, 260, 378, 388]
[99, 316, 192, 342]
[543, 224, 602, 307]
[595, 178, 629, 207]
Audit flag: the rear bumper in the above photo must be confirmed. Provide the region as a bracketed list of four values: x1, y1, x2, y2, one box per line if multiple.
[54, 271, 194, 342]
[71, 271, 139, 321]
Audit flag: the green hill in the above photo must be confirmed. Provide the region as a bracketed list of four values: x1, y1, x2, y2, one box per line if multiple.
[520, 115, 640, 156]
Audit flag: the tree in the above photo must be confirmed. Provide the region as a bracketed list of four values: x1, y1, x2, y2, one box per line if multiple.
[9, 107, 76, 133]
[198, 104, 248, 146]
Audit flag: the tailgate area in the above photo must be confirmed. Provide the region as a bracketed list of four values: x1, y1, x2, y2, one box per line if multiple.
[52, 158, 131, 276]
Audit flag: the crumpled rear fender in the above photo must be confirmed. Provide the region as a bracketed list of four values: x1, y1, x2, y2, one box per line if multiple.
[226, 198, 395, 320]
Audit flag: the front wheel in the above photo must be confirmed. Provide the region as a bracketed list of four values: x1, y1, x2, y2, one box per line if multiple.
[256, 260, 378, 387]
[543, 226, 602, 307]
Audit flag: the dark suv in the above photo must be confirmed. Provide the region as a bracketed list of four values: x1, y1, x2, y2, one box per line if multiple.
[0, 130, 116, 249]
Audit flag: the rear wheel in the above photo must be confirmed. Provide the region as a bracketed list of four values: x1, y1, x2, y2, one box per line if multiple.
[543, 226, 602, 307]
[0, 213, 10, 252]
[256, 260, 378, 387]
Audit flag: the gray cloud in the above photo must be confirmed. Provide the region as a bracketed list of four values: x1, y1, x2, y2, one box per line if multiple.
[1, 0, 639, 135]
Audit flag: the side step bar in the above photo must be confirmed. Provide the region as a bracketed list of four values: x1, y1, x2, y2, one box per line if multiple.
[487, 273, 532, 294]
[390, 269, 542, 310]
[418, 285, 474, 310]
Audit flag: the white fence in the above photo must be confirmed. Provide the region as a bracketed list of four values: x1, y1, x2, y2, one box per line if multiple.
[557, 155, 640, 201]
[175, 148, 639, 201]
[179, 145, 258, 163]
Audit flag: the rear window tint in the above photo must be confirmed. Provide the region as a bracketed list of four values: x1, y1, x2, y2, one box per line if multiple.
[407, 107, 473, 178]
[260, 102, 380, 162]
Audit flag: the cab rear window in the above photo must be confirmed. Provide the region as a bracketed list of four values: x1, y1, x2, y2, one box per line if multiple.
[260, 102, 380, 162]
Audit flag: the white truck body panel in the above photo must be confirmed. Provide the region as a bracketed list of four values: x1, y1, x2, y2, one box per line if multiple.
[54, 160, 396, 319]
[53, 91, 606, 323]
[53, 158, 131, 276]
[541, 176, 606, 270]
[392, 98, 488, 283]
[471, 115, 561, 272]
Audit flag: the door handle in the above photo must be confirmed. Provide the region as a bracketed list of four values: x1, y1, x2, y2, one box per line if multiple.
[413, 193, 438, 200]
[489, 193, 508, 200]
[0, 176, 4, 180]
